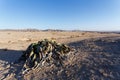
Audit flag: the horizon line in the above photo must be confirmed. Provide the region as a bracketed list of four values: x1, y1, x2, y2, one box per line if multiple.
[0, 28, 120, 32]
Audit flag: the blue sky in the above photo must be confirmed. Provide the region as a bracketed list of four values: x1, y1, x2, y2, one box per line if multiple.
[0, 0, 120, 31]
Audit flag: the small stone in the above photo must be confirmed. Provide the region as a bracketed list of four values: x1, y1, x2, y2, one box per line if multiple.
[90, 70, 95, 73]
[103, 73, 108, 77]
[6, 64, 10, 68]
[99, 69, 104, 73]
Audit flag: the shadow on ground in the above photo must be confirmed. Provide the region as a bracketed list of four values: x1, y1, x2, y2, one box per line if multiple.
[0, 49, 23, 63]
[0, 49, 24, 79]
[67, 37, 120, 80]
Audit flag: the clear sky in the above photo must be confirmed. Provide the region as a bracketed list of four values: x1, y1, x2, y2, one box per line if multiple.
[0, 0, 120, 31]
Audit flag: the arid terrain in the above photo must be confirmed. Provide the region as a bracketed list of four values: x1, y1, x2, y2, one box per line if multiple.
[0, 30, 120, 80]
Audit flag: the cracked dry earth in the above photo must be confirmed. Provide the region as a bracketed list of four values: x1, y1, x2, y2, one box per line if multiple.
[0, 37, 120, 80]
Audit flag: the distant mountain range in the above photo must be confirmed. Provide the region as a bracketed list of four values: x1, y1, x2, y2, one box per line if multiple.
[0, 29, 120, 33]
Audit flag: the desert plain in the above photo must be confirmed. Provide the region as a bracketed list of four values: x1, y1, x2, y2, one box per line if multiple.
[0, 30, 120, 80]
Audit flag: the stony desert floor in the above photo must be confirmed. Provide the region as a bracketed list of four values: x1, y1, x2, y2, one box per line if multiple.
[0, 30, 120, 80]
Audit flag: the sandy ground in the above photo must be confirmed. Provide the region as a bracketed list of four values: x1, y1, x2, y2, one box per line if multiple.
[0, 30, 120, 80]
